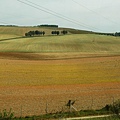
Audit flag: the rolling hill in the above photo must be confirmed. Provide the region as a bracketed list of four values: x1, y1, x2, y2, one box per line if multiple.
[0, 26, 120, 60]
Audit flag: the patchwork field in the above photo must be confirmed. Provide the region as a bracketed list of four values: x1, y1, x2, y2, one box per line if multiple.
[0, 26, 120, 117]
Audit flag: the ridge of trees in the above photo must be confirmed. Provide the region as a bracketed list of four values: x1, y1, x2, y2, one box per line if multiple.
[37, 24, 58, 28]
[25, 30, 45, 37]
[51, 31, 60, 35]
[96, 32, 120, 37]
[0, 25, 18, 27]
[25, 30, 68, 37]
[61, 30, 68, 35]
[115, 32, 120, 36]
[51, 30, 68, 35]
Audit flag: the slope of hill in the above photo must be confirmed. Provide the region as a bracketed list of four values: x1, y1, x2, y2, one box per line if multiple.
[0, 26, 56, 36]
[0, 26, 93, 36]
[0, 26, 120, 60]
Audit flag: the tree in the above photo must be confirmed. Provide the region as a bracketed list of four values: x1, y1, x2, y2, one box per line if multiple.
[25, 33, 28, 37]
[51, 31, 60, 35]
[28, 31, 35, 36]
[51, 31, 54, 35]
[111, 99, 120, 115]
[42, 31, 45, 35]
[56, 31, 59, 35]
[25, 30, 45, 37]
[61, 30, 68, 35]
[35, 30, 40, 35]
[115, 32, 120, 36]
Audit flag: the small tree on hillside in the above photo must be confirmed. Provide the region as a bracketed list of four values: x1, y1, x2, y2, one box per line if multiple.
[42, 31, 45, 35]
[115, 32, 120, 36]
[61, 30, 68, 35]
[51, 31, 60, 35]
[35, 30, 41, 35]
[25, 30, 45, 37]
[25, 33, 28, 37]
[56, 31, 60, 35]
[28, 31, 35, 36]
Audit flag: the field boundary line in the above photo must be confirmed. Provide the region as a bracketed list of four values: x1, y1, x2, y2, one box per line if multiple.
[62, 114, 112, 120]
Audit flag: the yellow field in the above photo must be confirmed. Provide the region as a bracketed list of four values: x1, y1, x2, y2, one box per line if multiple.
[0, 55, 120, 86]
[0, 54, 120, 116]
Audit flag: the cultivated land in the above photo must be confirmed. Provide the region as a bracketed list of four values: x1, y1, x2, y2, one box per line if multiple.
[0, 26, 120, 117]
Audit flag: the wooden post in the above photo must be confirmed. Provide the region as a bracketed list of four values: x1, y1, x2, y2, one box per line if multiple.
[45, 101, 48, 114]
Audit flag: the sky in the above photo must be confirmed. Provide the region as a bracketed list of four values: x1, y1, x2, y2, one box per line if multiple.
[0, 0, 120, 32]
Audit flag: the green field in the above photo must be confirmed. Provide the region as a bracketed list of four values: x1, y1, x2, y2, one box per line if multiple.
[0, 26, 120, 54]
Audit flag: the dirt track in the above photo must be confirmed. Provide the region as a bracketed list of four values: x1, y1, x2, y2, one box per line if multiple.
[0, 53, 120, 117]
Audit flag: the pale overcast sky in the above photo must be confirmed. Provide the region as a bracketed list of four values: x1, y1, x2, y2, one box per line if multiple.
[0, 0, 120, 32]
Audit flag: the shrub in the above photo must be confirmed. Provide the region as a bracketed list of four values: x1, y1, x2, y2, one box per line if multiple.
[111, 99, 120, 115]
[0, 108, 14, 119]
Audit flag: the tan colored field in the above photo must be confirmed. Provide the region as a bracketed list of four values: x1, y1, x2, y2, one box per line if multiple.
[0, 26, 58, 36]
[0, 54, 120, 116]
[0, 53, 120, 86]
[0, 26, 120, 117]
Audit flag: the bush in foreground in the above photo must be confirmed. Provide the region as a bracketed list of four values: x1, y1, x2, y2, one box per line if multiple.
[0, 108, 14, 120]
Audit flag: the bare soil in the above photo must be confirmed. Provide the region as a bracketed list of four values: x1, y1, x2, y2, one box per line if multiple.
[0, 83, 120, 117]
[0, 53, 120, 117]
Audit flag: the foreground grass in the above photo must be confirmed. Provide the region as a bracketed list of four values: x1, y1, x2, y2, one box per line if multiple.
[0, 110, 119, 120]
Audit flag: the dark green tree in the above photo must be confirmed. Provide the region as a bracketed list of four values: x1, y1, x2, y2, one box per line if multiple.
[35, 30, 40, 35]
[111, 99, 120, 115]
[115, 32, 120, 36]
[42, 31, 45, 35]
[61, 30, 68, 35]
[56, 31, 59, 35]
[51, 31, 60, 35]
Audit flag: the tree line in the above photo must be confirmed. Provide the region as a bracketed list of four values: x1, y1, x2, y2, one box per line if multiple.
[37, 24, 58, 28]
[25, 30, 68, 37]
[25, 30, 45, 37]
[51, 30, 68, 35]
[115, 32, 120, 36]
[96, 32, 120, 37]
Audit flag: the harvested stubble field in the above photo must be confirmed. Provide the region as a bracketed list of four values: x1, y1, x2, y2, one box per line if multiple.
[0, 27, 120, 117]
[0, 54, 120, 117]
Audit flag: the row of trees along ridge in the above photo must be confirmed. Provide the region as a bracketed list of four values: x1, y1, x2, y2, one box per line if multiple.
[51, 30, 68, 35]
[25, 30, 45, 37]
[96, 32, 120, 36]
[25, 30, 68, 37]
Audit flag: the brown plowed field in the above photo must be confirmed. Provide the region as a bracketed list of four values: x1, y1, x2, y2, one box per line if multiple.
[0, 53, 120, 117]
